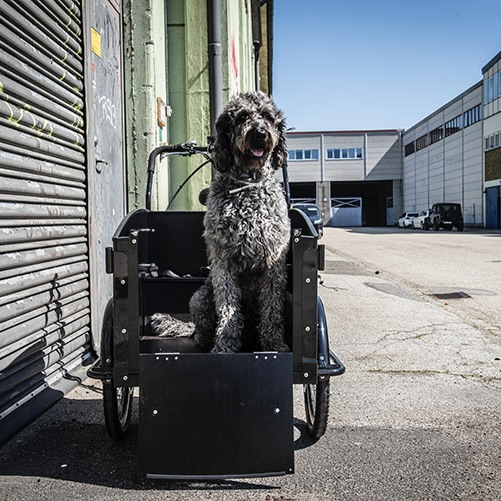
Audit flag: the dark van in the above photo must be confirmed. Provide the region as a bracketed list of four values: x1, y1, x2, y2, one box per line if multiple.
[428, 203, 463, 231]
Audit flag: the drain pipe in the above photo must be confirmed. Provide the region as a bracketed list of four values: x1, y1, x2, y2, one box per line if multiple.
[207, 0, 223, 136]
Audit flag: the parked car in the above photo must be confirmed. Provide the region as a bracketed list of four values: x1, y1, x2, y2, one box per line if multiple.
[398, 212, 419, 228]
[412, 210, 430, 229]
[293, 203, 323, 237]
[429, 203, 464, 231]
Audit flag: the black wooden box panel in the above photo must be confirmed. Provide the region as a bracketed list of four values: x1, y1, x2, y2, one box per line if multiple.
[139, 353, 294, 479]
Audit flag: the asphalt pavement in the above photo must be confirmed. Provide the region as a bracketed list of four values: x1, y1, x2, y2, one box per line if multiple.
[1, 226, 500, 500]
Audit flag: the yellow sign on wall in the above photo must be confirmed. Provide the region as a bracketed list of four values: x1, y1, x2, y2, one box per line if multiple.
[91, 27, 102, 58]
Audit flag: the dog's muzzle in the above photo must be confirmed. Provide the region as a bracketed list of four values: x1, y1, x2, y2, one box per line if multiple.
[246, 127, 272, 159]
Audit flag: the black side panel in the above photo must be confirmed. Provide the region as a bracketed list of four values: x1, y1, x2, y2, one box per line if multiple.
[141, 278, 205, 317]
[147, 212, 207, 276]
[139, 353, 294, 479]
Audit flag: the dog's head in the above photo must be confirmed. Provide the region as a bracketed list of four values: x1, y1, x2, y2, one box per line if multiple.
[213, 91, 287, 176]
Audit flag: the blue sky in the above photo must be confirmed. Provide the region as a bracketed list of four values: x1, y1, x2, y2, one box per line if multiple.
[273, 0, 501, 131]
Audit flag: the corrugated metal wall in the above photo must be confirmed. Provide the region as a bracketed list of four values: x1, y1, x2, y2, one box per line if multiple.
[0, 0, 91, 438]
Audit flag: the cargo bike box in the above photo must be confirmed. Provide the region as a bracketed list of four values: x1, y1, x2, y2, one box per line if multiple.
[88, 143, 344, 479]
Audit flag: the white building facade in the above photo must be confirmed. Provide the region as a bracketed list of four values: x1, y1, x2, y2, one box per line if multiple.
[483, 52, 501, 229]
[402, 83, 484, 226]
[285, 50, 501, 229]
[286, 130, 403, 227]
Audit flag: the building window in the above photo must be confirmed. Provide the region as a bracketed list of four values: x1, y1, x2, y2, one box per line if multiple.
[484, 70, 501, 104]
[326, 148, 363, 160]
[444, 114, 462, 137]
[288, 149, 319, 161]
[463, 104, 482, 128]
[430, 126, 444, 144]
[415, 134, 428, 151]
[304, 149, 318, 160]
[485, 130, 501, 151]
[404, 141, 415, 156]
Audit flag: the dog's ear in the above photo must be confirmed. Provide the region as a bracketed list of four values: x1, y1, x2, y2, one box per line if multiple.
[213, 111, 233, 173]
[271, 110, 288, 170]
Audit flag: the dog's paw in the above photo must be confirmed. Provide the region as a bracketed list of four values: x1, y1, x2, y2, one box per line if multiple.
[150, 313, 195, 337]
[211, 335, 242, 353]
[149, 313, 172, 332]
[210, 346, 236, 354]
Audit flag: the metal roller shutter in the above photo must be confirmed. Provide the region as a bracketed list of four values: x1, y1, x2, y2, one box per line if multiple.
[0, 0, 91, 441]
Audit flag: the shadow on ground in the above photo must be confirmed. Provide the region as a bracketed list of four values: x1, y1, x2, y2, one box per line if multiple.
[0, 385, 317, 492]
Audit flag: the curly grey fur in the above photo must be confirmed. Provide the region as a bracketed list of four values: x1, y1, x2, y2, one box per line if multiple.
[152, 92, 290, 353]
[192, 91, 290, 353]
[150, 313, 195, 338]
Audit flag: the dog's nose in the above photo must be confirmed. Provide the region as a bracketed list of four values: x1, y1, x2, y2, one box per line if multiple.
[255, 128, 267, 139]
[250, 128, 268, 145]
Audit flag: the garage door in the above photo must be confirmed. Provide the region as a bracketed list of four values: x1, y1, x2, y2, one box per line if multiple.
[0, 0, 91, 442]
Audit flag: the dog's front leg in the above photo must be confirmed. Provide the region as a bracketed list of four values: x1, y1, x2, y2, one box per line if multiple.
[257, 262, 290, 352]
[190, 283, 217, 351]
[211, 266, 244, 353]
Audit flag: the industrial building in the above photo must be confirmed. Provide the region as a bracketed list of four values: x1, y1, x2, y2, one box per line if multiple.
[286, 130, 403, 227]
[402, 83, 484, 227]
[483, 51, 501, 229]
[288, 49, 501, 230]
[402, 50, 501, 229]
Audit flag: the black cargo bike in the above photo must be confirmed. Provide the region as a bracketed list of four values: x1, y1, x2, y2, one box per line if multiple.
[87, 142, 344, 479]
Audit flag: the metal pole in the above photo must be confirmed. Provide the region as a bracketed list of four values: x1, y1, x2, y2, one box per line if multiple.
[207, 0, 223, 136]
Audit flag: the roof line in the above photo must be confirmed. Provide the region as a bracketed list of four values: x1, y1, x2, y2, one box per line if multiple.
[286, 129, 403, 135]
[482, 50, 501, 74]
[403, 80, 483, 134]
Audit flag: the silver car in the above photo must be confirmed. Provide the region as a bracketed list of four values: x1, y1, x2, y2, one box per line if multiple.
[398, 212, 419, 228]
[412, 210, 430, 229]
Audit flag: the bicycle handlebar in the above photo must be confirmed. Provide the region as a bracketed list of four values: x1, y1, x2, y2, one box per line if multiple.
[144, 139, 290, 211]
[146, 141, 213, 210]
[147, 142, 211, 173]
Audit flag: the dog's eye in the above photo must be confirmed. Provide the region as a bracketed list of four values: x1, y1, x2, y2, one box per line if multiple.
[261, 111, 273, 122]
[234, 113, 248, 126]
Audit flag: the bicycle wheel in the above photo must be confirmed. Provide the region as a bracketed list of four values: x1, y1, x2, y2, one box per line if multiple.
[101, 299, 134, 440]
[303, 377, 330, 439]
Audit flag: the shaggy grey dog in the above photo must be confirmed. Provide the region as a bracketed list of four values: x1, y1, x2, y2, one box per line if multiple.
[152, 91, 290, 353]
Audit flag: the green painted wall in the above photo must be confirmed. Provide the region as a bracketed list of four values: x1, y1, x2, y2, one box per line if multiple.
[123, 0, 169, 211]
[124, 0, 263, 211]
[166, 0, 212, 211]
[123, 0, 154, 210]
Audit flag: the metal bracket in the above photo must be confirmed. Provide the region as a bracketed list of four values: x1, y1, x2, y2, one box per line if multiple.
[105, 247, 114, 274]
[318, 244, 325, 271]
